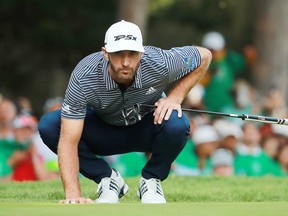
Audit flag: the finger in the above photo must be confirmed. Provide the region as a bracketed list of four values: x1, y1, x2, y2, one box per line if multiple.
[153, 104, 164, 124]
[60, 199, 77, 204]
[85, 198, 95, 204]
[164, 108, 173, 121]
[78, 198, 86, 204]
[177, 106, 182, 118]
[157, 105, 170, 124]
[78, 198, 94, 204]
[77, 197, 95, 204]
[154, 105, 166, 124]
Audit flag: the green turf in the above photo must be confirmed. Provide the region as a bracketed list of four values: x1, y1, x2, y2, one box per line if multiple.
[0, 176, 287, 216]
[0, 202, 287, 216]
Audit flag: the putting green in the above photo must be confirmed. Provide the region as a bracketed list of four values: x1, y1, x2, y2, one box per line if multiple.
[1, 202, 287, 216]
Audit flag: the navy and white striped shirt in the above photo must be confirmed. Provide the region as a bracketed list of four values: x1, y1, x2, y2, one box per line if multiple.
[62, 46, 201, 126]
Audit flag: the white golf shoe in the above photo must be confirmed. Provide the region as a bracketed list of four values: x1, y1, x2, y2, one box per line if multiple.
[137, 177, 166, 204]
[95, 169, 129, 204]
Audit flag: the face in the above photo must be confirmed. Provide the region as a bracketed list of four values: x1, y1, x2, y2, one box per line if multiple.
[242, 122, 261, 145]
[213, 166, 233, 176]
[278, 146, 288, 165]
[102, 48, 142, 87]
[0, 100, 17, 125]
[195, 142, 217, 158]
[13, 126, 33, 144]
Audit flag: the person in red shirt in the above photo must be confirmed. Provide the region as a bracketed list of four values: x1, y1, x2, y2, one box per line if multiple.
[11, 114, 54, 181]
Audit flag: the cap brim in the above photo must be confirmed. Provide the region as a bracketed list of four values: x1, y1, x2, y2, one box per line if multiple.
[105, 43, 144, 53]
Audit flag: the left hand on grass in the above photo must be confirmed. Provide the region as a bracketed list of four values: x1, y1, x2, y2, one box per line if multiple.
[59, 197, 95, 204]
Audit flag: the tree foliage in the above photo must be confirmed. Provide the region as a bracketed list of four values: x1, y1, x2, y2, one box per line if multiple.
[1, 0, 286, 114]
[0, 0, 117, 114]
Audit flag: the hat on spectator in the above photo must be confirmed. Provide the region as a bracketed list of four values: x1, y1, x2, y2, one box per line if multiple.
[104, 20, 144, 53]
[211, 148, 234, 167]
[186, 84, 205, 106]
[202, 31, 225, 51]
[12, 115, 38, 131]
[43, 96, 63, 113]
[213, 119, 243, 139]
[272, 124, 288, 137]
[192, 125, 219, 145]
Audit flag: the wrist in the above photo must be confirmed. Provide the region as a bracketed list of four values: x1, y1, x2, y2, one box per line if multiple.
[65, 190, 82, 199]
[167, 95, 183, 104]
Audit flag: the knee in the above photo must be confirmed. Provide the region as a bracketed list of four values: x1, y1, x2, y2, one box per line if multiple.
[38, 110, 61, 142]
[163, 111, 190, 138]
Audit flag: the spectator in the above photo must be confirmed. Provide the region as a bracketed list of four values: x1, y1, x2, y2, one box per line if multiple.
[192, 125, 219, 175]
[234, 122, 282, 176]
[33, 97, 62, 174]
[11, 114, 57, 181]
[172, 116, 201, 176]
[16, 97, 33, 116]
[276, 144, 288, 176]
[43, 96, 63, 113]
[262, 87, 287, 118]
[221, 79, 261, 126]
[0, 99, 18, 181]
[182, 84, 210, 132]
[0, 98, 17, 140]
[0, 139, 22, 181]
[201, 31, 247, 112]
[213, 118, 243, 155]
[261, 135, 280, 160]
[211, 148, 234, 176]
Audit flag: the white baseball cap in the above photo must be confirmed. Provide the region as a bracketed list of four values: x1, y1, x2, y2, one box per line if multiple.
[202, 31, 225, 51]
[192, 125, 219, 145]
[211, 148, 234, 167]
[104, 20, 144, 53]
[12, 115, 38, 130]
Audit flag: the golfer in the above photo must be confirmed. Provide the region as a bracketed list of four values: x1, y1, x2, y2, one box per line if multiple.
[38, 20, 212, 204]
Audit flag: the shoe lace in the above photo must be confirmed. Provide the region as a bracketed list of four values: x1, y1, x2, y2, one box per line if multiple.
[143, 178, 163, 196]
[98, 177, 120, 196]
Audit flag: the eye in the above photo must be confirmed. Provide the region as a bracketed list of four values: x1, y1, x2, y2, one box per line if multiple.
[114, 51, 122, 55]
[129, 51, 139, 56]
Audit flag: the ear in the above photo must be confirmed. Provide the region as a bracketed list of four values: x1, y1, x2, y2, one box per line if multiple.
[102, 47, 109, 61]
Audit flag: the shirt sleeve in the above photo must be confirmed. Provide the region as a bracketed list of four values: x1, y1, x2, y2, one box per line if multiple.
[61, 71, 87, 119]
[162, 46, 202, 82]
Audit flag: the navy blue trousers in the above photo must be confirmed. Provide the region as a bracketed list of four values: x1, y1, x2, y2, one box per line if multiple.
[38, 109, 189, 183]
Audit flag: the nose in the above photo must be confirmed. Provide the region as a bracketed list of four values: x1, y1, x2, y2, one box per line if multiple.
[121, 55, 130, 67]
[119, 51, 133, 67]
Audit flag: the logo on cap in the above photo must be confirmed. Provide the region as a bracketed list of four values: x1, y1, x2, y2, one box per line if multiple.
[114, 35, 137, 41]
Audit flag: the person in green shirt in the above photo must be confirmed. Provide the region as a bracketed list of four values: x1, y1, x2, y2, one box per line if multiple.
[173, 138, 200, 176]
[234, 122, 282, 176]
[0, 139, 26, 180]
[201, 32, 247, 112]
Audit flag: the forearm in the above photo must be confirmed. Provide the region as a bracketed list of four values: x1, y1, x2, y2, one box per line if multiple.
[58, 139, 81, 198]
[168, 47, 212, 104]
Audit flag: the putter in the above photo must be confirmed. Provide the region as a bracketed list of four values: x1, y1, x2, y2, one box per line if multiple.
[138, 103, 288, 126]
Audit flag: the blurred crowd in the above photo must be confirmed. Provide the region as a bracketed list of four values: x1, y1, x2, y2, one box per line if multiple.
[174, 32, 288, 177]
[0, 96, 61, 182]
[1, 31, 288, 182]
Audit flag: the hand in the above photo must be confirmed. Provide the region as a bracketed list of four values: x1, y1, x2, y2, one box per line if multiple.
[153, 98, 182, 124]
[59, 197, 95, 204]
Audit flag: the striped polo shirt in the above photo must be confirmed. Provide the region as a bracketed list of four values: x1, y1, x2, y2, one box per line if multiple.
[61, 45, 201, 126]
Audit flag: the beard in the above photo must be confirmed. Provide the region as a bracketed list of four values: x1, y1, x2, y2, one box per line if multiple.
[108, 60, 140, 86]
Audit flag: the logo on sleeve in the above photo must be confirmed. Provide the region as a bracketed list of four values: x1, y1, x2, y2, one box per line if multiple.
[62, 104, 71, 114]
[184, 57, 196, 70]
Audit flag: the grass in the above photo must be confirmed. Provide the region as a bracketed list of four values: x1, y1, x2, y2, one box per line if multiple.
[0, 176, 288, 216]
